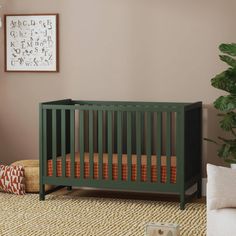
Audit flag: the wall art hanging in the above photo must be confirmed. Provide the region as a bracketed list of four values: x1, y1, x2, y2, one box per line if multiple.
[5, 14, 59, 72]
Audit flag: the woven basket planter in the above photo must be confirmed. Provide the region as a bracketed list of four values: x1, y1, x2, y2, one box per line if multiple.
[11, 160, 53, 193]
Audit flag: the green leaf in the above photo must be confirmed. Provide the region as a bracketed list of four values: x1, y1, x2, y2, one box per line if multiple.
[219, 112, 236, 131]
[211, 68, 236, 93]
[218, 143, 231, 158]
[217, 141, 236, 161]
[214, 95, 236, 111]
[219, 43, 236, 56]
[220, 55, 236, 67]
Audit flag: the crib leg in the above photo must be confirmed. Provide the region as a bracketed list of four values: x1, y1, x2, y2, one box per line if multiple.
[39, 184, 45, 201]
[197, 178, 202, 199]
[67, 186, 72, 191]
[180, 193, 185, 210]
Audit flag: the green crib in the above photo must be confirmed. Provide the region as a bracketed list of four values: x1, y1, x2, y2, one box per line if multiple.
[39, 99, 202, 210]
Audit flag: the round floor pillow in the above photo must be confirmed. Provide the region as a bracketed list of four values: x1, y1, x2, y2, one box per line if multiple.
[11, 160, 54, 193]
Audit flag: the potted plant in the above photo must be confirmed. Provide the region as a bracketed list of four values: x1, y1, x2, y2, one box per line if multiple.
[206, 43, 236, 166]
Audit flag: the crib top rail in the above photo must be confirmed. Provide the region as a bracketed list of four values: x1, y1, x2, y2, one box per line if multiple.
[41, 99, 202, 112]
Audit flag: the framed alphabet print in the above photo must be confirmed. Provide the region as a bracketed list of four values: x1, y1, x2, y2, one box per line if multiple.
[4, 14, 59, 72]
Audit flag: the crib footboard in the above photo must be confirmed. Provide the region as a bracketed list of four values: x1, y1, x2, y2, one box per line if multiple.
[39, 99, 202, 210]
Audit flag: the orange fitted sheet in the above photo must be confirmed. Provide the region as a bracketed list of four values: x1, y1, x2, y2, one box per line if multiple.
[48, 152, 177, 183]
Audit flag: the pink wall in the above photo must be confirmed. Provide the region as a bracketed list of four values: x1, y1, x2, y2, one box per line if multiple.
[0, 0, 235, 176]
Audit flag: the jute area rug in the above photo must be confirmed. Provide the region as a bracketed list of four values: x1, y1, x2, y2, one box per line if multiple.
[0, 189, 206, 236]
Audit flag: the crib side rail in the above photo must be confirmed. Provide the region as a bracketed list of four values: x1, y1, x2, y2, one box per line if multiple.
[77, 104, 181, 187]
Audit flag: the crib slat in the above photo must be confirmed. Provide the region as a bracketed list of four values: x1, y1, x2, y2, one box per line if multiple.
[157, 112, 162, 183]
[131, 112, 136, 153]
[117, 110, 122, 181]
[43, 109, 47, 178]
[113, 111, 117, 153]
[61, 110, 66, 177]
[141, 112, 145, 155]
[166, 112, 172, 183]
[98, 110, 103, 180]
[146, 112, 152, 182]
[89, 110, 94, 179]
[52, 109, 57, 177]
[79, 110, 84, 179]
[107, 111, 113, 181]
[127, 111, 132, 182]
[136, 111, 141, 182]
[70, 110, 75, 178]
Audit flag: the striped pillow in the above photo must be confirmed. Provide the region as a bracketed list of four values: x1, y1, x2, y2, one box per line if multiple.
[0, 165, 25, 195]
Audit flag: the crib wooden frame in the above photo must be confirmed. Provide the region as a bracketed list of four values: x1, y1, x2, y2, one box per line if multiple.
[39, 99, 202, 210]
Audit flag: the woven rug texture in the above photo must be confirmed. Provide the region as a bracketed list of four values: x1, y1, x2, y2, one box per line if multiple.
[0, 190, 206, 236]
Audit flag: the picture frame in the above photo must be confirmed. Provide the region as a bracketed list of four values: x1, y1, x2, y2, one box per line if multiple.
[4, 14, 59, 72]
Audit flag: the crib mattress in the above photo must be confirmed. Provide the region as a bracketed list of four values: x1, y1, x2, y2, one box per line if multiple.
[47, 153, 177, 183]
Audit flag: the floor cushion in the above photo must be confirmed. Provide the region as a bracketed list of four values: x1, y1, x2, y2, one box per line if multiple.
[11, 160, 53, 193]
